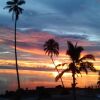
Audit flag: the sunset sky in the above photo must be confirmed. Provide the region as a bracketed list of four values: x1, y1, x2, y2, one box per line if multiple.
[0, 0, 100, 93]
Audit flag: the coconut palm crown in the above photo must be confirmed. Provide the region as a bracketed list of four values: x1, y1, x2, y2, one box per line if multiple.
[44, 39, 59, 57]
[56, 41, 96, 80]
[4, 0, 25, 20]
[44, 39, 65, 87]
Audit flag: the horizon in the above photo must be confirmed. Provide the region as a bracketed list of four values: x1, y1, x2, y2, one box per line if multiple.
[0, 0, 100, 94]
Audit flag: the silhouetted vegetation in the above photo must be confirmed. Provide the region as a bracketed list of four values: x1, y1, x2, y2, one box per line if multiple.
[97, 71, 100, 88]
[4, 0, 25, 89]
[1, 86, 100, 100]
[0, 0, 99, 100]
[54, 41, 96, 100]
[44, 39, 65, 87]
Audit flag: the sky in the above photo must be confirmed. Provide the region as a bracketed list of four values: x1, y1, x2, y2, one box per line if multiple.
[0, 0, 100, 93]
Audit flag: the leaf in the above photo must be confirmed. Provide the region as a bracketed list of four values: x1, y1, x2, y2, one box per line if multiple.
[9, 8, 13, 12]
[18, 7, 23, 13]
[55, 63, 67, 69]
[79, 62, 96, 74]
[55, 68, 70, 81]
[66, 41, 75, 55]
[75, 68, 81, 74]
[14, 0, 18, 3]
[97, 81, 100, 85]
[7, 1, 15, 5]
[86, 62, 96, 72]
[62, 63, 67, 66]
[79, 54, 95, 62]
[67, 41, 74, 50]
[55, 64, 62, 68]
[18, 0, 25, 5]
[3, 6, 12, 9]
[79, 66, 88, 74]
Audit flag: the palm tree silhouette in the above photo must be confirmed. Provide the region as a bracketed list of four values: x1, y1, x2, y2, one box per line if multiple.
[97, 71, 100, 88]
[4, 0, 25, 89]
[44, 39, 65, 87]
[55, 41, 96, 100]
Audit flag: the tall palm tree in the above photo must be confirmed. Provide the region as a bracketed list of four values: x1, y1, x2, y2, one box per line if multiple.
[4, 0, 25, 89]
[44, 39, 65, 87]
[55, 41, 96, 100]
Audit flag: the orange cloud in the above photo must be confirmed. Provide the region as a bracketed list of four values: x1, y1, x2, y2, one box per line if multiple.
[0, 27, 100, 90]
[16, 46, 44, 55]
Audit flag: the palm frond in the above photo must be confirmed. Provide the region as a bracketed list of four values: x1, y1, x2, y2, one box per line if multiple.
[43, 39, 59, 57]
[62, 63, 67, 66]
[79, 65, 88, 74]
[67, 41, 74, 50]
[7, 1, 15, 5]
[9, 8, 13, 12]
[86, 62, 96, 72]
[79, 62, 96, 74]
[97, 81, 100, 85]
[79, 54, 95, 62]
[55, 64, 62, 68]
[75, 46, 84, 62]
[3, 5, 12, 9]
[66, 41, 84, 63]
[75, 68, 81, 74]
[14, 0, 18, 3]
[76, 46, 84, 54]
[67, 41, 75, 55]
[55, 68, 70, 81]
[4, 0, 25, 21]
[18, 0, 25, 5]
[18, 7, 23, 13]
[68, 63, 81, 75]
[55, 63, 67, 69]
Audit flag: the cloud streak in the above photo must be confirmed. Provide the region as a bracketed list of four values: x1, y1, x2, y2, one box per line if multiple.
[0, 0, 100, 92]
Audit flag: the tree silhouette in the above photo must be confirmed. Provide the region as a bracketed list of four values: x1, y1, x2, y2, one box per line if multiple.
[44, 39, 65, 87]
[4, 0, 25, 89]
[97, 71, 100, 88]
[55, 41, 96, 100]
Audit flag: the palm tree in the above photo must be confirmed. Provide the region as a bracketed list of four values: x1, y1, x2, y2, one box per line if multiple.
[4, 0, 25, 89]
[97, 71, 100, 88]
[44, 39, 65, 87]
[55, 41, 96, 100]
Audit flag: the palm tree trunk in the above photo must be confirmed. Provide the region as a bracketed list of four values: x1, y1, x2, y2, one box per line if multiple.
[15, 15, 20, 89]
[50, 56, 65, 88]
[72, 73, 76, 100]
